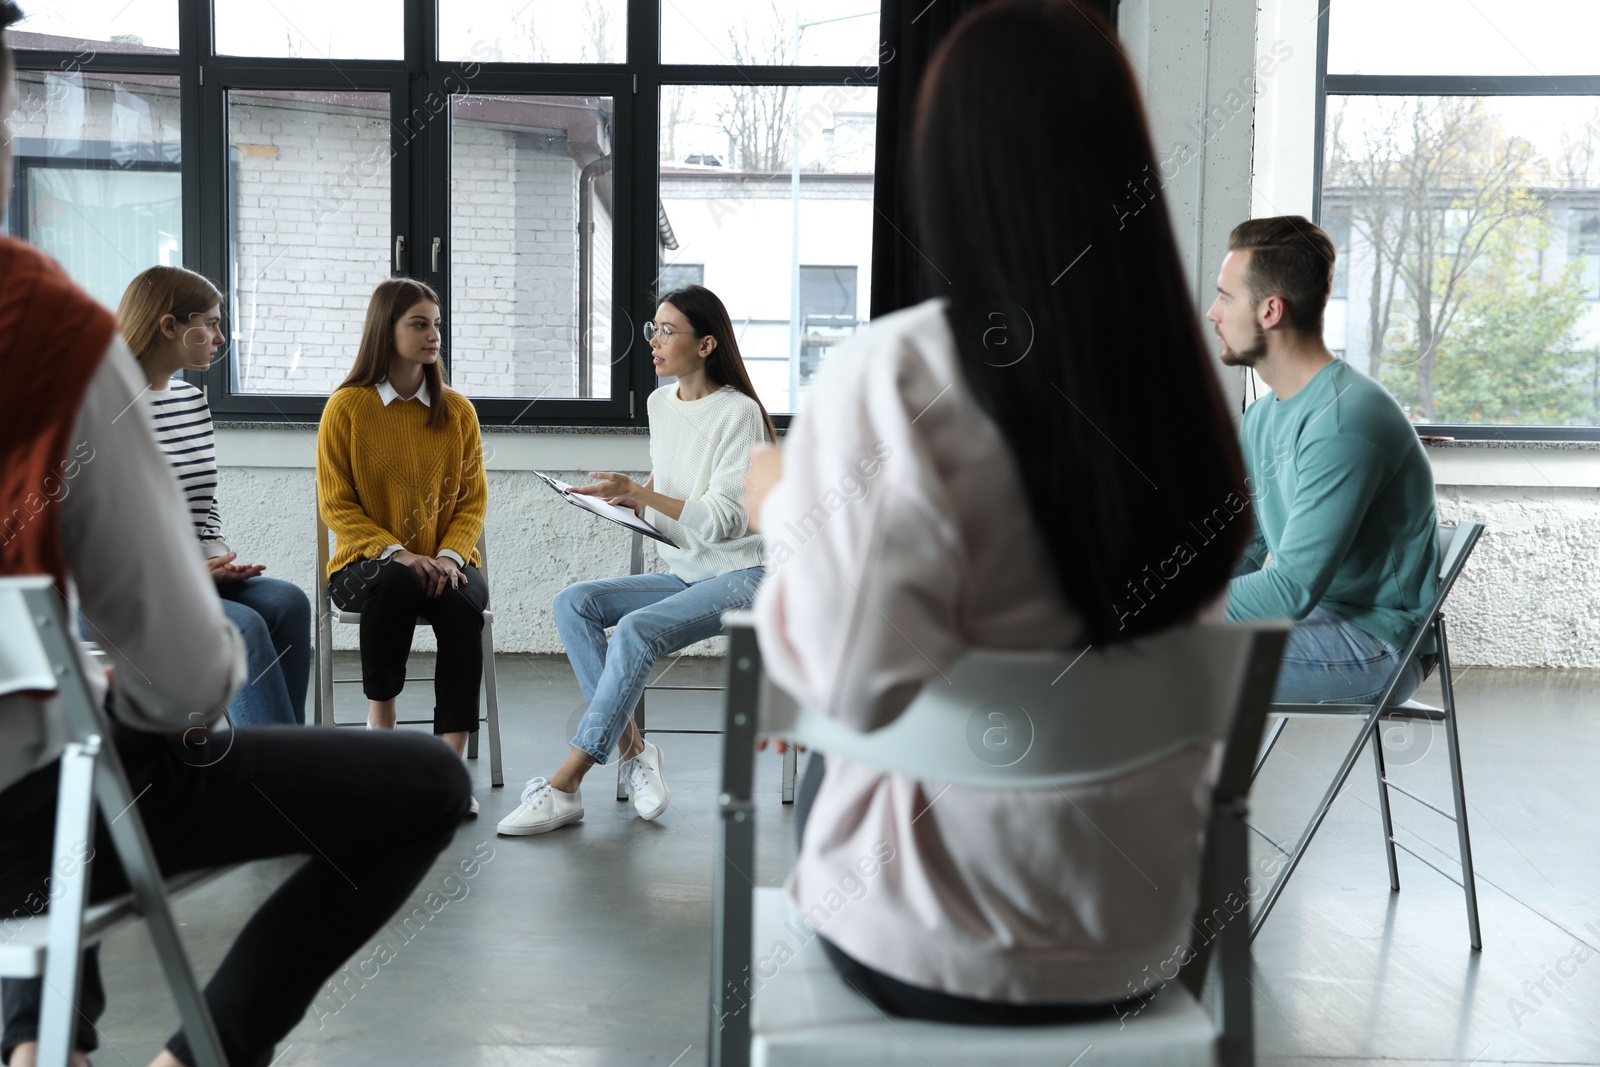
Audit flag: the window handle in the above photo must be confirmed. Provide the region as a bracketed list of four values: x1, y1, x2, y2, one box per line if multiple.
[394, 235, 406, 273]
[432, 236, 442, 274]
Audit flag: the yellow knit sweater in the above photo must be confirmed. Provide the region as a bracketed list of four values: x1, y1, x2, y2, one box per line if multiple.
[316, 384, 487, 579]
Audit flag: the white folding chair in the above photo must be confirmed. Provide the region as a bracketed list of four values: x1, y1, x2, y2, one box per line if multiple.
[710, 612, 1289, 1067]
[1249, 521, 1485, 949]
[616, 530, 796, 804]
[0, 577, 232, 1067]
[311, 511, 503, 787]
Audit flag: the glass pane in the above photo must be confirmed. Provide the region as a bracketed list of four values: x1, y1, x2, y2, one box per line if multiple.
[1329, 0, 1600, 76]
[663, 1, 882, 66]
[659, 84, 875, 414]
[450, 94, 617, 400]
[440, 0, 625, 63]
[12, 0, 178, 55]
[1323, 95, 1600, 427]
[214, 0, 402, 60]
[228, 90, 391, 395]
[6, 72, 182, 311]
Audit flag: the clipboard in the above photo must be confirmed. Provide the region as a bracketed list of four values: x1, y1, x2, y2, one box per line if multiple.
[534, 471, 680, 548]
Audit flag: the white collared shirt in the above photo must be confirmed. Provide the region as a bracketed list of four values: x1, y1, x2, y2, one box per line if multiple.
[372, 377, 464, 568]
[375, 376, 431, 407]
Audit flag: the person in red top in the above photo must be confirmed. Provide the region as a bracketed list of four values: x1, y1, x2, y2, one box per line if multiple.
[0, 7, 472, 1065]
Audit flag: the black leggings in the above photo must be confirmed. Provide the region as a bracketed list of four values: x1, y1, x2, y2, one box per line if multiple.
[1, 722, 470, 1066]
[329, 558, 489, 735]
[794, 755, 1139, 1026]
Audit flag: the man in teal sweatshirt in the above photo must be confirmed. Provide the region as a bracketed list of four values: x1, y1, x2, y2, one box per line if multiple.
[1206, 216, 1438, 704]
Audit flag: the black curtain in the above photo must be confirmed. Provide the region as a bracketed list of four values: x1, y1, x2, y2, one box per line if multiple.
[869, 0, 1119, 319]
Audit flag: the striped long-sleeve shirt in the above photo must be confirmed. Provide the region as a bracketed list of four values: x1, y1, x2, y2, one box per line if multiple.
[144, 378, 230, 557]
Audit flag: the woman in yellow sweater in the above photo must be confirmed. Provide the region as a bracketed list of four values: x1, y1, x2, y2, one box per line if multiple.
[316, 278, 489, 786]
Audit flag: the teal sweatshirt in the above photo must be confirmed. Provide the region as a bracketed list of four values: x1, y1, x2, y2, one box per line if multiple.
[1226, 359, 1438, 651]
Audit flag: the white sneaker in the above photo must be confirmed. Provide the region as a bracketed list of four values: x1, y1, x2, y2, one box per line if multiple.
[497, 777, 584, 836]
[466, 796, 479, 818]
[627, 741, 671, 821]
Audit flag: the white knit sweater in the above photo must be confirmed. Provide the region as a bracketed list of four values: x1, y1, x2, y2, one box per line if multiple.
[646, 383, 768, 583]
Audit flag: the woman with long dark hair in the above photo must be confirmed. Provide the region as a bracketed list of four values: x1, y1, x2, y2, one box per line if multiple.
[316, 278, 489, 808]
[745, 0, 1252, 1023]
[497, 284, 774, 836]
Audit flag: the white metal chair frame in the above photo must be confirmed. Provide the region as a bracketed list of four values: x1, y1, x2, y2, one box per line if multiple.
[1248, 521, 1486, 949]
[312, 511, 503, 788]
[0, 577, 231, 1067]
[617, 530, 797, 804]
[709, 613, 1290, 1067]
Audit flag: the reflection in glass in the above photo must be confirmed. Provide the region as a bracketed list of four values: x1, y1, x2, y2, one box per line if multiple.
[6, 73, 182, 311]
[450, 94, 616, 401]
[659, 84, 876, 414]
[1324, 95, 1600, 425]
[227, 90, 391, 396]
[12, 0, 178, 54]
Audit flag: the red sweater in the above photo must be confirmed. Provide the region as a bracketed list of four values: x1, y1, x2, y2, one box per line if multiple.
[0, 238, 118, 590]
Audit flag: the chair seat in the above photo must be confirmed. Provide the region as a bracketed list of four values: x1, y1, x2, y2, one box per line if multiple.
[0, 869, 228, 979]
[332, 608, 494, 626]
[748, 889, 1217, 1067]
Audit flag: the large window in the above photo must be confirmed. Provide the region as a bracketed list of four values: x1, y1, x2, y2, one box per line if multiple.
[1319, 0, 1600, 434]
[8, 1, 881, 426]
[658, 3, 878, 415]
[4, 71, 181, 312]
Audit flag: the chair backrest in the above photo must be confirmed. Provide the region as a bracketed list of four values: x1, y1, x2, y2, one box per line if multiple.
[0, 576, 58, 701]
[1384, 520, 1484, 670]
[760, 619, 1288, 792]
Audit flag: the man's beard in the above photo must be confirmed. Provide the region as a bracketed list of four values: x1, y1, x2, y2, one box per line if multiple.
[1218, 321, 1268, 368]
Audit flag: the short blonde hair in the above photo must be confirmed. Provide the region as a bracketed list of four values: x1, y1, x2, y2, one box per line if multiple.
[117, 265, 223, 360]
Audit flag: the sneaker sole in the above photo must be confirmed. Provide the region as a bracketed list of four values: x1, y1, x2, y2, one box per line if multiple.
[634, 748, 670, 821]
[496, 809, 584, 836]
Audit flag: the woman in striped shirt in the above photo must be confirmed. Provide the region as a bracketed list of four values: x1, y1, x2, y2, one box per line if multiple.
[117, 265, 311, 726]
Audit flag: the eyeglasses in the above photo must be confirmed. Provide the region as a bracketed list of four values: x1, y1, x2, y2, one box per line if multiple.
[642, 321, 699, 343]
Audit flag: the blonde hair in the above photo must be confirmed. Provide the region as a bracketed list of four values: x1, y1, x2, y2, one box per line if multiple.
[117, 266, 224, 360]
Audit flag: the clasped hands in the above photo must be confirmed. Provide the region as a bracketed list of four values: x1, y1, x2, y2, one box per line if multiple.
[392, 549, 467, 597]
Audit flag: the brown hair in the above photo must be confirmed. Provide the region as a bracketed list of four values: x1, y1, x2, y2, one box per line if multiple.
[1227, 216, 1337, 334]
[655, 284, 776, 442]
[116, 265, 224, 360]
[339, 277, 450, 429]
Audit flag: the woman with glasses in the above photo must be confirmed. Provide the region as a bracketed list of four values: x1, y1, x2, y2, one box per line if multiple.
[117, 265, 312, 727]
[497, 284, 775, 836]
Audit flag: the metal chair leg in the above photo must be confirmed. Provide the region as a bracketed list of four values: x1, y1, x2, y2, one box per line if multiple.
[1369, 717, 1400, 891]
[483, 617, 503, 787]
[1252, 716, 1289, 783]
[1437, 618, 1482, 950]
[316, 599, 335, 728]
[781, 745, 797, 804]
[38, 742, 98, 1067]
[1252, 704, 1384, 941]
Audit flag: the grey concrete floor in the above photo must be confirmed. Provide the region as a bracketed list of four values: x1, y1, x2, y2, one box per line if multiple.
[84, 655, 1600, 1066]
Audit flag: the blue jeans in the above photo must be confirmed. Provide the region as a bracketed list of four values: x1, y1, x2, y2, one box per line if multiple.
[1272, 605, 1425, 705]
[555, 568, 765, 763]
[219, 576, 312, 726]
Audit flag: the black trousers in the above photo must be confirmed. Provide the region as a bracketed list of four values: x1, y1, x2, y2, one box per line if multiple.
[0, 723, 470, 1066]
[329, 559, 489, 735]
[794, 755, 1137, 1026]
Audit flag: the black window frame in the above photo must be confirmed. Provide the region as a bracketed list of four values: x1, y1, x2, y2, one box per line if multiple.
[1315, 0, 1600, 441]
[10, 0, 879, 430]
